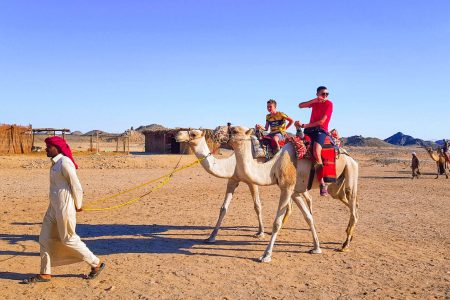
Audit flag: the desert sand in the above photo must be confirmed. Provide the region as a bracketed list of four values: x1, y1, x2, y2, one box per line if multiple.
[0, 146, 449, 299]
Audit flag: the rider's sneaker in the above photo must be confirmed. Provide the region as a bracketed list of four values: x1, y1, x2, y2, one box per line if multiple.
[320, 184, 329, 197]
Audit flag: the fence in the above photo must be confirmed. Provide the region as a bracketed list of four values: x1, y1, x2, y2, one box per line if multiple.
[31, 133, 135, 153]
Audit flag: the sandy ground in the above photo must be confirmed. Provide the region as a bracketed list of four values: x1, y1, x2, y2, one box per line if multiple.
[0, 147, 449, 299]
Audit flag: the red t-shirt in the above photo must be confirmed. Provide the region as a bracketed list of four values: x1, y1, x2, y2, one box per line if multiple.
[309, 100, 333, 132]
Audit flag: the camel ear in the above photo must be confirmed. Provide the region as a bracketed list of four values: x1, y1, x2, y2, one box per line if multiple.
[201, 131, 206, 137]
[245, 128, 254, 136]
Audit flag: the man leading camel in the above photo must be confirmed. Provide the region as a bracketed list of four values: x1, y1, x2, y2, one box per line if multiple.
[23, 137, 105, 283]
[296, 86, 333, 196]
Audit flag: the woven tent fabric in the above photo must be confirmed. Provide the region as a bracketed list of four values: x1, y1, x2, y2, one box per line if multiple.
[0, 124, 32, 154]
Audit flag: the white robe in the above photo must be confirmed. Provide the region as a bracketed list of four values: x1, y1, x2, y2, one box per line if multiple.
[39, 153, 99, 274]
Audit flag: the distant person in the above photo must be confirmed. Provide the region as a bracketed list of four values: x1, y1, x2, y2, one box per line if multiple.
[256, 99, 293, 152]
[411, 152, 420, 179]
[23, 137, 105, 284]
[295, 86, 333, 196]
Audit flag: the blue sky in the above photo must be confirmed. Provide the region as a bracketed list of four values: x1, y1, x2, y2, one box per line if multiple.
[1, 1, 449, 139]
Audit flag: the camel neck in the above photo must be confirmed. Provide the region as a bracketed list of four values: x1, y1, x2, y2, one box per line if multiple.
[191, 138, 236, 179]
[233, 139, 279, 185]
[428, 150, 440, 162]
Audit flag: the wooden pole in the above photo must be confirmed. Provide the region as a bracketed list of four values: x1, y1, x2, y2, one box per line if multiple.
[31, 130, 35, 151]
[163, 133, 166, 154]
[90, 135, 93, 152]
[96, 132, 99, 154]
[127, 136, 130, 154]
[116, 137, 119, 152]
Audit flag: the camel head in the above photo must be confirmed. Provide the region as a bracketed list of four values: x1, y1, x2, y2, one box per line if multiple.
[228, 125, 253, 149]
[175, 130, 206, 147]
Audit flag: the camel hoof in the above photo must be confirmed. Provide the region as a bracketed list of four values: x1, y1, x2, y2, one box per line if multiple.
[258, 254, 272, 263]
[204, 237, 216, 244]
[340, 247, 351, 252]
[254, 232, 265, 239]
[309, 248, 322, 254]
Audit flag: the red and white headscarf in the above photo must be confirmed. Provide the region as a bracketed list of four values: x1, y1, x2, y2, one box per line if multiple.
[45, 136, 78, 169]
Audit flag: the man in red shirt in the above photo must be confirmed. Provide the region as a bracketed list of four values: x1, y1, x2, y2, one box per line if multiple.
[295, 86, 333, 196]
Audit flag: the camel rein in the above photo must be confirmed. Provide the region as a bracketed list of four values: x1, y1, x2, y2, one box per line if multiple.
[82, 154, 207, 212]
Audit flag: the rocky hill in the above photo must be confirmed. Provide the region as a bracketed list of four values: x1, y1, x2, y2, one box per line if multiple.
[83, 130, 115, 136]
[135, 124, 167, 132]
[343, 136, 393, 147]
[435, 139, 449, 146]
[384, 132, 423, 146]
[384, 132, 437, 147]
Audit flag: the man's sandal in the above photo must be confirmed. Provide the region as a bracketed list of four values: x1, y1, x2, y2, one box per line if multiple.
[85, 262, 106, 280]
[22, 275, 51, 284]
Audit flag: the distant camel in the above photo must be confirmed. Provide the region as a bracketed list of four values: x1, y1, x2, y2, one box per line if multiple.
[423, 146, 448, 179]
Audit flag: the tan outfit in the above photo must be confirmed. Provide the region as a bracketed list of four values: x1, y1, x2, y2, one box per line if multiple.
[39, 154, 99, 274]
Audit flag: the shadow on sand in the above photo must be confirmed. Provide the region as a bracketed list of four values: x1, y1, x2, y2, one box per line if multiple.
[0, 223, 340, 280]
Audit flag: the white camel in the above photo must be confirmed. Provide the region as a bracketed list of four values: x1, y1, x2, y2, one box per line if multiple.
[175, 129, 277, 243]
[228, 126, 359, 262]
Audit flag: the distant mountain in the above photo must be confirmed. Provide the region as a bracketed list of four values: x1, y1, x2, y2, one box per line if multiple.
[83, 130, 112, 136]
[384, 132, 436, 147]
[135, 124, 167, 132]
[435, 139, 449, 146]
[71, 131, 83, 135]
[384, 132, 423, 146]
[343, 135, 393, 147]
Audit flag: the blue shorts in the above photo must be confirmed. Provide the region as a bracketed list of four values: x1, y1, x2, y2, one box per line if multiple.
[305, 127, 327, 147]
[267, 132, 285, 141]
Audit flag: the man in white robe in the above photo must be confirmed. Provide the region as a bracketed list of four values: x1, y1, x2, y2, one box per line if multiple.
[24, 137, 105, 283]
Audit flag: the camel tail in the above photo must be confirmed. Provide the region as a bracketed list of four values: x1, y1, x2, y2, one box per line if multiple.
[345, 156, 359, 206]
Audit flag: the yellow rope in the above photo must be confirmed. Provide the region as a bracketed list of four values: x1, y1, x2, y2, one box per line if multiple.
[83, 175, 172, 211]
[83, 157, 205, 212]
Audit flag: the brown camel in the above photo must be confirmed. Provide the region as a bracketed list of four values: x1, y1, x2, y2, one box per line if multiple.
[424, 147, 448, 179]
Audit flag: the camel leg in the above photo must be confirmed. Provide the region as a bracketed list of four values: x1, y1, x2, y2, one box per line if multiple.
[247, 184, 265, 238]
[205, 179, 239, 243]
[281, 199, 293, 226]
[341, 173, 359, 252]
[259, 189, 293, 263]
[302, 190, 313, 214]
[292, 192, 321, 254]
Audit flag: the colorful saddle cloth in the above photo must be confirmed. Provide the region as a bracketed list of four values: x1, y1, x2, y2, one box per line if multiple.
[286, 132, 338, 184]
[320, 135, 337, 183]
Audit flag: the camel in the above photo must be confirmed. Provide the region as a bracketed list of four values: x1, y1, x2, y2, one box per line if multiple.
[424, 147, 448, 179]
[175, 129, 286, 243]
[228, 126, 359, 263]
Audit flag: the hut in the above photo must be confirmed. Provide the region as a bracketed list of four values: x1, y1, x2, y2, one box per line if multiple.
[0, 124, 33, 154]
[142, 128, 218, 154]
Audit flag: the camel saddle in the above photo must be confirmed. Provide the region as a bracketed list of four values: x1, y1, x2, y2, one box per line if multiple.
[286, 128, 344, 186]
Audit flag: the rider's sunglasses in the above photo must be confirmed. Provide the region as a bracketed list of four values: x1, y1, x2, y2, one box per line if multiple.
[320, 92, 329, 96]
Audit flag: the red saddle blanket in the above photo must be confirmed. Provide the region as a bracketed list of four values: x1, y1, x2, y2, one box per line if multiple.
[286, 134, 337, 184]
